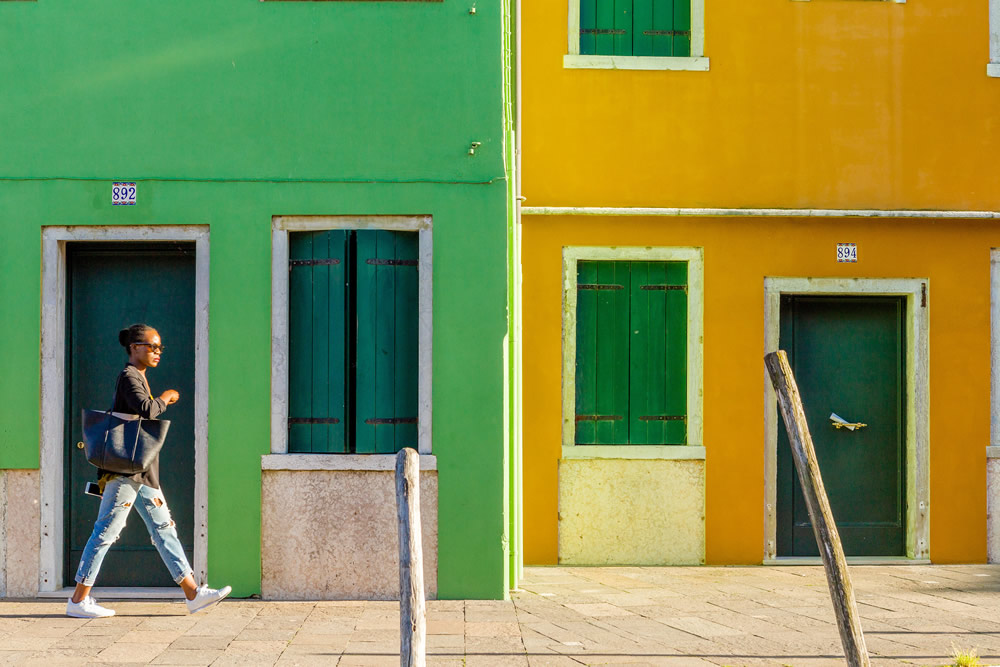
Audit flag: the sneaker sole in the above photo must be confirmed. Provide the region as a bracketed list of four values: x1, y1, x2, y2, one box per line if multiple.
[187, 589, 231, 614]
[66, 610, 115, 618]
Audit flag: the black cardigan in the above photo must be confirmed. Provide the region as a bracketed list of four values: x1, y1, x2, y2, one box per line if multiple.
[100, 363, 169, 489]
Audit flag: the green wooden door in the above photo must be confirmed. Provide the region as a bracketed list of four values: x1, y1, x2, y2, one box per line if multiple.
[777, 296, 906, 557]
[65, 243, 196, 587]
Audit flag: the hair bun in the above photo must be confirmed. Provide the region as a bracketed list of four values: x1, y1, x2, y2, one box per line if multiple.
[118, 329, 130, 347]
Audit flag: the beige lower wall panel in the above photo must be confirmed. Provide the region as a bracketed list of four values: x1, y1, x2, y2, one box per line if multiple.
[989, 459, 1000, 563]
[262, 469, 437, 600]
[558, 458, 705, 565]
[2, 470, 41, 598]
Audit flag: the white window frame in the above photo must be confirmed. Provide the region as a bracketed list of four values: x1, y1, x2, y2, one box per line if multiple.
[564, 0, 709, 71]
[561, 246, 704, 460]
[991, 0, 1000, 77]
[266, 216, 434, 470]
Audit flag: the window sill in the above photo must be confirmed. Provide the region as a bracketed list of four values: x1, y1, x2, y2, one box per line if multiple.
[989, 63, 1000, 78]
[262, 453, 437, 471]
[563, 55, 709, 71]
[987, 446, 1000, 458]
[562, 445, 705, 460]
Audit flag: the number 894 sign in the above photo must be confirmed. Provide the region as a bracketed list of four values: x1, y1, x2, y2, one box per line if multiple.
[112, 182, 137, 206]
[836, 243, 857, 263]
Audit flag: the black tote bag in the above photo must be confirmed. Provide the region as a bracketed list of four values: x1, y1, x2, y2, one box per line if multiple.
[80, 374, 170, 475]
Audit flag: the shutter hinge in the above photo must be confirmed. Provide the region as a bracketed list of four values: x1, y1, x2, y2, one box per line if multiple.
[289, 258, 341, 270]
[365, 259, 418, 267]
[921, 283, 926, 308]
[638, 415, 686, 422]
[288, 417, 341, 427]
[575, 415, 623, 422]
[578, 284, 624, 291]
[640, 284, 687, 292]
[365, 418, 418, 425]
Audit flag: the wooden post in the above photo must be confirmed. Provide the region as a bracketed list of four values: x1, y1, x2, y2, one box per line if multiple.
[765, 351, 871, 667]
[395, 447, 426, 667]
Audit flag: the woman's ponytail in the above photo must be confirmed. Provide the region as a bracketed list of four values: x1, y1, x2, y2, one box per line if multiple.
[119, 323, 153, 350]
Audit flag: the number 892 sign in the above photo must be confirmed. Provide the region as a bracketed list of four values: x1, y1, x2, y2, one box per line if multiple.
[112, 182, 137, 206]
[836, 243, 857, 263]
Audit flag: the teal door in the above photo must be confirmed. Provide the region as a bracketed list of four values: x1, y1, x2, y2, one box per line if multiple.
[65, 243, 196, 587]
[777, 296, 906, 557]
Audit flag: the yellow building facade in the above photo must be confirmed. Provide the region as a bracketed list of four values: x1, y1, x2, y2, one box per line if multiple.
[521, 0, 1000, 566]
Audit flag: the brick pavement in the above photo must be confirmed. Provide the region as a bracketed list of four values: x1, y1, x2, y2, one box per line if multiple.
[0, 565, 998, 666]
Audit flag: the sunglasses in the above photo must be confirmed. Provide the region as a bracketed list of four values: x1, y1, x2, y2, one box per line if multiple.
[134, 343, 165, 353]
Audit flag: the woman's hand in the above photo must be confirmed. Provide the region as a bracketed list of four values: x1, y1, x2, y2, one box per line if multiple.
[160, 390, 180, 405]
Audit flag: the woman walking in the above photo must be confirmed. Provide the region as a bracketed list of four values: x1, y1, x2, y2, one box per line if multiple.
[67, 323, 230, 619]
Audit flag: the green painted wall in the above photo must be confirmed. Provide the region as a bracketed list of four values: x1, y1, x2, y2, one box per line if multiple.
[0, 0, 513, 599]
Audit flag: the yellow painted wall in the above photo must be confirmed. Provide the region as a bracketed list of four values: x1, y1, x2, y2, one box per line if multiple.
[522, 0, 1000, 564]
[559, 459, 705, 565]
[522, 2, 1000, 211]
[522, 216, 993, 564]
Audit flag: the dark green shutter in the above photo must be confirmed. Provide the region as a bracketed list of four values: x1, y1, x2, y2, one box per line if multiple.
[580, 0, 632, 56]
[575, 260, 688, 446]
[355, 230, 419, 454]
[288, 231, 348, 453]
[629, 261, 687, 445]
[583, 0, 691, 57]
[575, 261, 630, 444]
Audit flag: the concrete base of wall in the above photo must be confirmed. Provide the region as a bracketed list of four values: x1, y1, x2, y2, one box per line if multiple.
[989, 458, 1000, 563]
[0, 470, 41, 598]
[558, 458, 705, 565]
[261, 469, 438, 600]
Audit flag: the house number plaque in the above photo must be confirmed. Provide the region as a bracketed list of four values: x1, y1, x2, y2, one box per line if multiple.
[112, 182, 137, 206]
[836, 243, 857, 263]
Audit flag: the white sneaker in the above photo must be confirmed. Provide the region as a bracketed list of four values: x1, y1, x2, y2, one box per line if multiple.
[66, 596, 115, 618]
[185, 585, 231, 614]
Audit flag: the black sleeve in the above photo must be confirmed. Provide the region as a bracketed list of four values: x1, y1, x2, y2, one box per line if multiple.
[120, 371, 168, 419]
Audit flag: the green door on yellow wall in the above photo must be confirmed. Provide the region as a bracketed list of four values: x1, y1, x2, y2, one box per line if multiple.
[65, 243, 196, 587]
[777, 296, 906, 557]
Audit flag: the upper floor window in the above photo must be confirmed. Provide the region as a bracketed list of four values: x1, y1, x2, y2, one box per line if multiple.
[566, 0, 708, 70]
[580, 0, 691, 58]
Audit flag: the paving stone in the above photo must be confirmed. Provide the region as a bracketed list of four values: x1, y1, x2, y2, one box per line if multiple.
[168, 635, 233, 650]
[97, 641, 172, 663]
[466, 622, 522, 637]
[149, 648, 224, 665]
[287, 632, 351, 647]
[116, 629, 186, 644]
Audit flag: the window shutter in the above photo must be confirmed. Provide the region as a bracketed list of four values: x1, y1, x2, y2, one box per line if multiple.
[584, 0, 691, 57]
[629, 261, 687, 445]
[633, 0, 692, 57]
[580, 0, 633, 56]
[575, 261, 631, 445]
[355, 230, 419, 454]
[288, 230, 348, 453]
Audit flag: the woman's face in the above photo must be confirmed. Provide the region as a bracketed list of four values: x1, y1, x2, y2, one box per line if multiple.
[131, 329, 163, 368]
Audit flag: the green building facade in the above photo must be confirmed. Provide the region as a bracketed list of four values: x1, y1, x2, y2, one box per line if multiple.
[0, 0, 518, 600]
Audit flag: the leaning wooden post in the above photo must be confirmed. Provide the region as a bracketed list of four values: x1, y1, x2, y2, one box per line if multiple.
[395, 447, 426, 667]
[765, 351, 870, 667]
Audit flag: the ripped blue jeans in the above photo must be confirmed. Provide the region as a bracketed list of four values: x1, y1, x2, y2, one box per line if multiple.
[75, 477, 193, 586]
